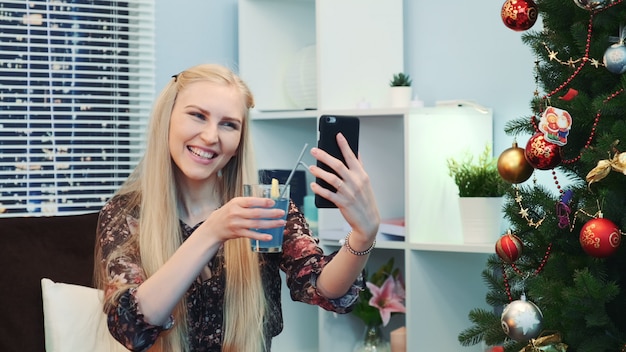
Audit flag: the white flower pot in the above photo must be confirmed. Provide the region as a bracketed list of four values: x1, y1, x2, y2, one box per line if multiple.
[459, 197, 503, 244]
[389, 86, 412, 108]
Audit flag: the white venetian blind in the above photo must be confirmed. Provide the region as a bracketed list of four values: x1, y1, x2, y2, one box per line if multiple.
[0, 0, 154, 217]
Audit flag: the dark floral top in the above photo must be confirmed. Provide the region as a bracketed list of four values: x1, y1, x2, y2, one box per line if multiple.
[96, 194, 364, 352]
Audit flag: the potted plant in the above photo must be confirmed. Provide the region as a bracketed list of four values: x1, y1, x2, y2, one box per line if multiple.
[389, 72, 412, 108]
[446, 144, 507, 197]
[446, 144, 508, 243]
[389, 72, 412, 87]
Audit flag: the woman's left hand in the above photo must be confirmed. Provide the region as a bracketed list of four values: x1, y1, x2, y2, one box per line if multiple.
[309, 133, 380, 240]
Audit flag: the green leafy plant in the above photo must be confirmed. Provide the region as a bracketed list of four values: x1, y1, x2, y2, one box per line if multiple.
[389, 72, 412, 87]
[446, 145, 507, 197]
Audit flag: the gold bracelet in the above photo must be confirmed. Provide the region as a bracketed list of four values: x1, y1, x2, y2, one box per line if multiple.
[342, 231, 375, 256]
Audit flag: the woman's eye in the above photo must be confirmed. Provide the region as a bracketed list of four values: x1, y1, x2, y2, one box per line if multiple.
[191, 112, 206, 120]
[221, 121, 240, 130]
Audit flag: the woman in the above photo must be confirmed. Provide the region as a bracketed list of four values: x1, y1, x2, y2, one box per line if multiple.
[94, 63, 380, 352]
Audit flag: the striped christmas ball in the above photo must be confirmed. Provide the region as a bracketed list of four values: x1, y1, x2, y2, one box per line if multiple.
[496, 231, 523, 263]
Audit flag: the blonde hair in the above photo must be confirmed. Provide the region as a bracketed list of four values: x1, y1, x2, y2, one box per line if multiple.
[95, 64, 266, 351]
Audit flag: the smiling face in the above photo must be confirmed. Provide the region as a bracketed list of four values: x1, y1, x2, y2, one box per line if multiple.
[168, 80, 245, 185]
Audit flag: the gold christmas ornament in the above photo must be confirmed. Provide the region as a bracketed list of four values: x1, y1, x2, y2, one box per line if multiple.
[498, 141, 535, 184]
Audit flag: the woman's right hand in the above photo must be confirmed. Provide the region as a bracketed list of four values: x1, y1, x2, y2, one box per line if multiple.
[199, 196, 286, 243]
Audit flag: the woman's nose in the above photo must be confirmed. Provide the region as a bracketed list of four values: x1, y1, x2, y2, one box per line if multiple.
[200, 123, 219, 144]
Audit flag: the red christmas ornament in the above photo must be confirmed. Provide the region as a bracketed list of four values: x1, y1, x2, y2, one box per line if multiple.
[579, 217, 621, 258]
[501, 0, 539, 32]
[524, 133, 562, 170]
[496, 231, 524, 263]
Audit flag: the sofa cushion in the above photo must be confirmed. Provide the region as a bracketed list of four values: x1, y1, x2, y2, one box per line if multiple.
[41, 278, 127, 352]
[0, 212, 100, 352]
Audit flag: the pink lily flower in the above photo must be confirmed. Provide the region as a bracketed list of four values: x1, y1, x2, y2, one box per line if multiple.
[366, 276, 406, 326]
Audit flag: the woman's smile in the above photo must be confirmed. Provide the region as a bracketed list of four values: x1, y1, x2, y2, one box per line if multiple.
[187, 146, 217, 162]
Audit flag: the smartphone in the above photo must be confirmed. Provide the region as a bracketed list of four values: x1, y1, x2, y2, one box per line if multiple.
[315, 115, 360, 208]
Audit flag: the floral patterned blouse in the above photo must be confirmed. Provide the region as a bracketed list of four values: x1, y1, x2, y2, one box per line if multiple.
[96, 194, 364, 352]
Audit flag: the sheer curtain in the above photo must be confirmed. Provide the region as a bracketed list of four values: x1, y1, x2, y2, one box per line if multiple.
[0, 0, 154, 217]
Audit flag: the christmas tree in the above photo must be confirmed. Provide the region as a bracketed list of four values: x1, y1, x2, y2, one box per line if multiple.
[459, 0, 626, 351]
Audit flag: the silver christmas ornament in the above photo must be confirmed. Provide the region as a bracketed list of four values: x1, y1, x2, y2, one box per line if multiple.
[603, 43, 626, 75]
[500, 298, 543, 342]
[573, 0, 614, 10]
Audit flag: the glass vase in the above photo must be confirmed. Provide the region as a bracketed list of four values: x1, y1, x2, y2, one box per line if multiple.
[352, 323, 391, 352]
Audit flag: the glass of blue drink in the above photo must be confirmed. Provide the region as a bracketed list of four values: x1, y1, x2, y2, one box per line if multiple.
[244, 183, 290, 253]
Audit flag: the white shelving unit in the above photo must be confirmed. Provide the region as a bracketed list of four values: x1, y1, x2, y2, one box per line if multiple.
[239, 1, 496, 351]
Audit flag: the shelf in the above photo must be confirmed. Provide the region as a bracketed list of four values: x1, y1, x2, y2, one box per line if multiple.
[250, 107, 409, 121]
[405, 107, 495, 245]
[320, 107, 408, 119]
[320, 238, 495, 254]
[319, 238, 407, 250]
[250, 109, 319, 120]
[410, 241, 494, 254]
[239, 1, 493, 351]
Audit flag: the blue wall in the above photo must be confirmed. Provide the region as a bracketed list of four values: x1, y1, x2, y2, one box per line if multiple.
[155, 0, 239, 90]
[155, 0, 538, 156]
[405, 0, 537, 155]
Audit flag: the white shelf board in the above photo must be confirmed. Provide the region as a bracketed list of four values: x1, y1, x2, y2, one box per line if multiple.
[250, 109, 319, 120]
[319, 238, 407, 250]
[320, 238, 494, 254]
[250, 107, 409, 121]
[410, 241, 494, 254]
[320, 107, 408, 118]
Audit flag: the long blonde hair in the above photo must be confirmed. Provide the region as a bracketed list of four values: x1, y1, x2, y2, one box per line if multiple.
[95, 64, 266, 351]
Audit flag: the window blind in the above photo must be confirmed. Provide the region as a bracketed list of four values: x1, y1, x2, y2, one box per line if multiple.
[0, 0, 154, 217]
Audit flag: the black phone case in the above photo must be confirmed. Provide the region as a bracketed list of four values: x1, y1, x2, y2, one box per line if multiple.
[315, 115, 360, 208]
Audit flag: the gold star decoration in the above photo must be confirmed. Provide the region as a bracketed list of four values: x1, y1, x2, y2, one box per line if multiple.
[514, 185, 546, 229]
[543, 42, 605, 70]
[590, 58, 601, 68]
[547, 48, 558, 61]
[519, 207, 529, 218]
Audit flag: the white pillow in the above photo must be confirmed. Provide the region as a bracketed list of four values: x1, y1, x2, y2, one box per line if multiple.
[41, 278, 129, 352]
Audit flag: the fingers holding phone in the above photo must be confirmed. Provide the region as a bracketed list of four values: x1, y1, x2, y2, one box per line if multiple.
[310, 115, 380, 238]
[314, 115, 360, 208]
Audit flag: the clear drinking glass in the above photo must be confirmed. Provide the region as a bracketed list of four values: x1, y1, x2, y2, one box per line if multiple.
[244, 183, 290, 253]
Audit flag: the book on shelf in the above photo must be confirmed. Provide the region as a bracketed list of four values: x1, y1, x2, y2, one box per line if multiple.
[317, 218, 405, 242]
[377, 217, 405, 241]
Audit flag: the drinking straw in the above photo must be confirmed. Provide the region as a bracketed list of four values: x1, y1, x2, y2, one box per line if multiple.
[279, 143, 309, 199]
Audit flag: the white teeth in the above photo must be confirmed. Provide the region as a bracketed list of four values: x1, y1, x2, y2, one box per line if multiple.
[189, 146, 215, 159]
